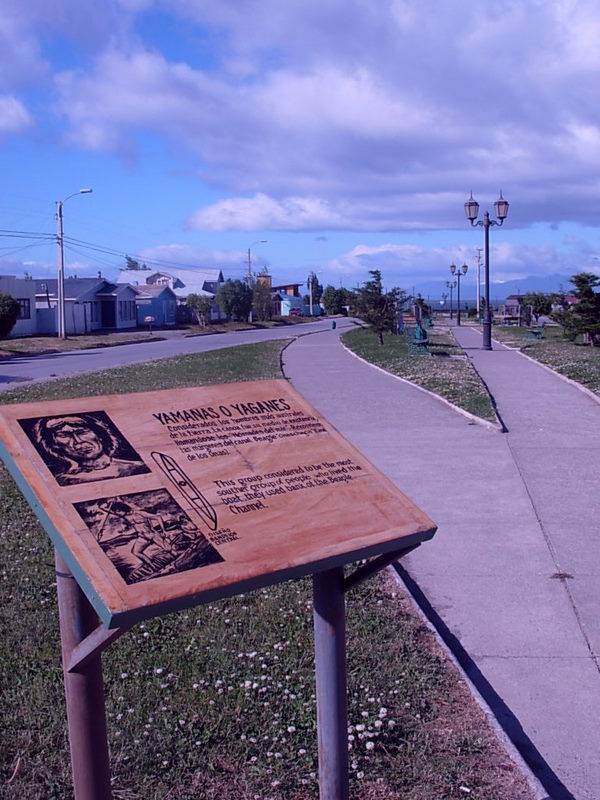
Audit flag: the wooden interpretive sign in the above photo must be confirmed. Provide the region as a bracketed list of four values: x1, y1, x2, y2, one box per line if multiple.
[0, 379, 436, 628]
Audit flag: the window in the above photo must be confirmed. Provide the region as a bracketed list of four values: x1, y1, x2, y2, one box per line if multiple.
[17, 299, 31, 319]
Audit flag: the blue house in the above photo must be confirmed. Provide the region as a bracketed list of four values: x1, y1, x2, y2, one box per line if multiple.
[133, 284, 177, 327]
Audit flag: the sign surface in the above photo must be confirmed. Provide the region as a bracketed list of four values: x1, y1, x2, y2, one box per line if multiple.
[0, 380, 436, 627]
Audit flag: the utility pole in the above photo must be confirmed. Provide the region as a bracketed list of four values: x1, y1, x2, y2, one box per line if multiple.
[56, 188, 92, 339]
[57, 200, 66, 339]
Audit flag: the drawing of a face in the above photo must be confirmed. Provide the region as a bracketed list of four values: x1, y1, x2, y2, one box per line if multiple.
[48, 418, 105, 465]
[19, 410, 152, 486]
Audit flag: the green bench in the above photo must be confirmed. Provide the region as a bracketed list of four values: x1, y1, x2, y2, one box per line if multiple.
[526, 323, 545, 340]
[405, 326, 430, 355]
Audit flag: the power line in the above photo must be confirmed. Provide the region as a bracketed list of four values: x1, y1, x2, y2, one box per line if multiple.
[1, 227, 230, 275]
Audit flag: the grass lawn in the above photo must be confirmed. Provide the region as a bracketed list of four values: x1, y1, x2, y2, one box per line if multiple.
[0, 330, 162, 358]
[491, 325, 600, 396]
[342, 325, 497, 423]
[0, 343, 535, 799]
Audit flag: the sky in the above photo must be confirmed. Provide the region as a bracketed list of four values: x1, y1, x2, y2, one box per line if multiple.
[2, 0, 600, 299]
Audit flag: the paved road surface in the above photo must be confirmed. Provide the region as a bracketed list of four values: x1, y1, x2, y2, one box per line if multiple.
[283, 322, 600, 800]
[0, 321, 333, 391]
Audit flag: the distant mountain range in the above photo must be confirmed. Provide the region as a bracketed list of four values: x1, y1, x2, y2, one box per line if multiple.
[414, 273, 578, 303]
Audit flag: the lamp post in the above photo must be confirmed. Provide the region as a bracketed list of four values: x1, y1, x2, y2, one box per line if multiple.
[450, 263, 468, 326]
[57, 188, 92, 339]
[247, 240, 267, 287]
[464, 192, 509, 350]
[446, 279, 456, 320]
[308, 271, 316, 316]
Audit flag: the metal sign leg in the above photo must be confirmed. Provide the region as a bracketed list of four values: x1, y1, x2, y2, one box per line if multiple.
[55, 550, 113, 800]
[313, 567, 349, 800]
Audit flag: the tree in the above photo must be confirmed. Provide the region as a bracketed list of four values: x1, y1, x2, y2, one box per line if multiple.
[186, 293, 213, 327]
[216, 279, 253, 321]
[0, 293, 20, 338]
[125, 255, 141, 270]
[356, 270, 408, 345]
[322, 285, 345, 315]
[553, 272, 600, 345]
[306, 272, 323, 307]
[125, 255, 148, 271]
[518, 292, 552, 325]
[252, 280, 272, 321]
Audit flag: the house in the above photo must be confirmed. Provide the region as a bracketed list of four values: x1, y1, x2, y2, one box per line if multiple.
[35, 278, 139, 335]
[498, 294, 523, 325]
[0, 275, 37, 337]
[116, 266, 225, 323]
[270, 282, 305, 317]
[133, 284, 177, 327]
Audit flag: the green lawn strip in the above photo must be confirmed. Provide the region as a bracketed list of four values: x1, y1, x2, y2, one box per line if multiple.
[491, 326, 600, 396]
[342, 327, 497, 422]
[0, 344, 534, 799]
[0, 331, 164, 358]
[0, 341, 286, 405]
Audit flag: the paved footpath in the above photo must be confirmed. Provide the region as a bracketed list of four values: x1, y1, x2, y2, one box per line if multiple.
[283, 320, 600, 800]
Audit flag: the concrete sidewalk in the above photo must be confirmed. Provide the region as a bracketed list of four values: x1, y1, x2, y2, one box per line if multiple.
[282, 321, 600, 800]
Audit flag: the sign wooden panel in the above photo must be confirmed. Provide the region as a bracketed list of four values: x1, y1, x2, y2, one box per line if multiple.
[0, 379, 436, 627]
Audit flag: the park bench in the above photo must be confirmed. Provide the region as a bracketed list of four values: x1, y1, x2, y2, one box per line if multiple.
[404, 326, 430, 355]
[526, 322, 545, 340]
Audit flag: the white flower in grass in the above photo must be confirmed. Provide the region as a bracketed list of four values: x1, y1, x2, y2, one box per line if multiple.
[366, 741, 375, 751]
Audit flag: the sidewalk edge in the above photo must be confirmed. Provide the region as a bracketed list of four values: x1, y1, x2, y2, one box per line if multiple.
[390, 564, 551, 800]
[341, 342, 503, 432]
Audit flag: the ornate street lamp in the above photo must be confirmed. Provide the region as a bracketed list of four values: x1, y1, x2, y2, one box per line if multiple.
[450, 262, 468, 326]
[464, 192, 509, 349]
[446, 279, 456, 320]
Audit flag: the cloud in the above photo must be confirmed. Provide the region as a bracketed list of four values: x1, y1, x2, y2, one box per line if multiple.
[5, 0, 600, 239]
[0, 95, 33, 133]
[138, 243, 251, 272]
[324, 237, 599, 287]
[187, 194, 348, 231]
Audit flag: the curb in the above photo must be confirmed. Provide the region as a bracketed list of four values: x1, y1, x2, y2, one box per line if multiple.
[340, 341, 503, 433]
[390, 564, 553, 800]
[495, 338, 600, 407]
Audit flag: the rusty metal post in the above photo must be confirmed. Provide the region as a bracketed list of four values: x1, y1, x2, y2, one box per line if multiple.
[313, 567, 349, 800]
[55, 550, 112, 800]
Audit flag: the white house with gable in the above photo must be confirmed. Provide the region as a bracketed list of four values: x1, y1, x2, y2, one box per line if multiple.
[116, 267, 225, 322]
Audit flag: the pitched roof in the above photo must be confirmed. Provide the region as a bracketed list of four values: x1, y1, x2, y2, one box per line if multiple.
[116, 267, 223, 298]
[133, 284, 177, 298]
[35, 277, 105, 299]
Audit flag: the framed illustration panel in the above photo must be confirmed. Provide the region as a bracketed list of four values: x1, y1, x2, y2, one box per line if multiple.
[0, 379, 436, 627]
